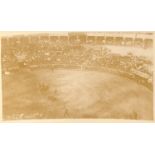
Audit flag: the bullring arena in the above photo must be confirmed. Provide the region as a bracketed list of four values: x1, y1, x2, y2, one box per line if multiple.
[1, 32, 154, 120]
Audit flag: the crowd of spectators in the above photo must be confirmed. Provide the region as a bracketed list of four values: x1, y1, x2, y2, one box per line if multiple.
[2, 36, 153, 90]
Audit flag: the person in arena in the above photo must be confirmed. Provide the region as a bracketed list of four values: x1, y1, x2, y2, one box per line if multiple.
[38, 82, 49, 94]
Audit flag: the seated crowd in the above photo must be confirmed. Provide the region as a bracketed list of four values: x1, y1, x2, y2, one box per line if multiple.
[2, 37, 153, 90]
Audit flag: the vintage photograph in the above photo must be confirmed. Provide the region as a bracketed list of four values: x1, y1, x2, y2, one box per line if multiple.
[1, 32, 154, 120]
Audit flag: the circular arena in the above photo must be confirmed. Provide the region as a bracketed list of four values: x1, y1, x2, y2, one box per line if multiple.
[2, 32, 153, 120]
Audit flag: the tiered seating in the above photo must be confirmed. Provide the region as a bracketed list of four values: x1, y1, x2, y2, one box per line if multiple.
[2, 35, 153, 90]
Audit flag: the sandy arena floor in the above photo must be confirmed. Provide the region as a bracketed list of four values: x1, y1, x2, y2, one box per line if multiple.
[2, 69, 153, 120]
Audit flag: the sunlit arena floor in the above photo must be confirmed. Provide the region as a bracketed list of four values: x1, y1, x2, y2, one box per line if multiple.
[3, 68, 153, 120]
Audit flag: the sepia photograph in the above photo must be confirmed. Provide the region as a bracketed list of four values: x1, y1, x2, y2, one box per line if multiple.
[1, 32, 154, 121]
[1, 1, 155, 155]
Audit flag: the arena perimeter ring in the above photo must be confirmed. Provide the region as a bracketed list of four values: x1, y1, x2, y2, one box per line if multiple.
[3, 66, 153, 120]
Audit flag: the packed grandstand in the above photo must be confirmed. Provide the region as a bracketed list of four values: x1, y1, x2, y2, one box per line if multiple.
[1, 32, 153, 90]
